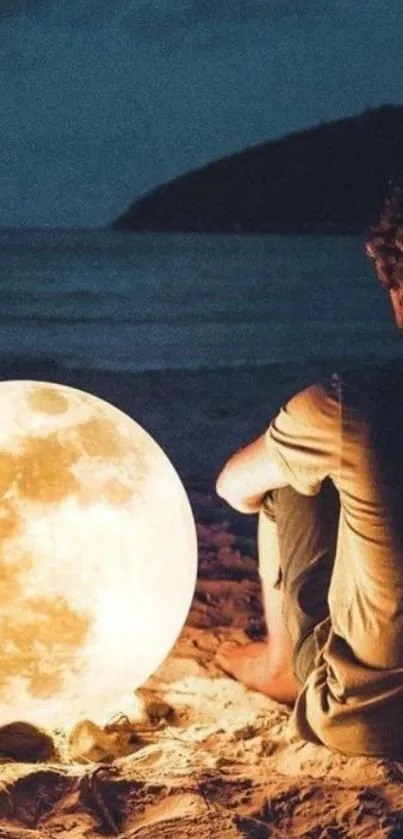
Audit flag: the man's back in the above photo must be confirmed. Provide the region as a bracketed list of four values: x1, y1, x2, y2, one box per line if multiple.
[266, 365, 403, 757]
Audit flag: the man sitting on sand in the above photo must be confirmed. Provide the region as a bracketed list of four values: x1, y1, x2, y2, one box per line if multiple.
[216, 179, 403, 759]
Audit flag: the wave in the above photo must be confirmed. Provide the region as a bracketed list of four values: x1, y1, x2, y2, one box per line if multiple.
[0, 349, 396, 378]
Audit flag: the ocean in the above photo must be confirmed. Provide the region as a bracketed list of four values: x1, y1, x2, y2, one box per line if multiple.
[1, 228, 401, 375]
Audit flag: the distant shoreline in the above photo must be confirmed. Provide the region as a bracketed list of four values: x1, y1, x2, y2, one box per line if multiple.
[111, 223, 367, 236]
[0, 224, 366, 236]
[113, 106, 403, 236]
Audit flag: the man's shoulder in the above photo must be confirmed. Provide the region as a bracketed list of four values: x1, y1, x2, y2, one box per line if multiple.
[283, 363, 403, 436]
[285, 375, 340, 426]
[290, 363, 403, 411]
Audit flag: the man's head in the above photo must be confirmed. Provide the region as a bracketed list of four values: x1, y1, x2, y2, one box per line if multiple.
[366, 177, 403, 330]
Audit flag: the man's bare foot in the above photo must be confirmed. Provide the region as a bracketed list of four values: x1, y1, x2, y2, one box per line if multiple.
[216, 641, 301, 706]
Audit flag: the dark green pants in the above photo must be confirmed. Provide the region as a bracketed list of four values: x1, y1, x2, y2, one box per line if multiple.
[261, 479, 340, 683]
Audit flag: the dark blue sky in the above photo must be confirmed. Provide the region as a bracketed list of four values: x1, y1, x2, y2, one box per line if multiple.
[1, 0, 402, 227]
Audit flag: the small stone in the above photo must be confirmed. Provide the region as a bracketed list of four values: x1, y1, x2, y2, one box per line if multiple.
[68, 719, 118, 764]
[260, 739, 278, 756]
[0, 721, 55, 762]
[145, 701, 176, 725]
[233, 724, 258, 742]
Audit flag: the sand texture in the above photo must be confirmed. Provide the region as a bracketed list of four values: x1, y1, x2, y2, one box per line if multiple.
[0, 484, 401, 838]
[0, 361, 400, 837]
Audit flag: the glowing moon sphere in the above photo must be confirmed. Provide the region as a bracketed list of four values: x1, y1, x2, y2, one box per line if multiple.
[0, 381, 197, 729]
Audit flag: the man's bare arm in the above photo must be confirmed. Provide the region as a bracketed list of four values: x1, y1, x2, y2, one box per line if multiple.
[216, 434, 289, 514]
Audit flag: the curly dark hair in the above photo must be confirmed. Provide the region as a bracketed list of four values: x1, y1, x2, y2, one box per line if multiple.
[366, 177, 403, 289]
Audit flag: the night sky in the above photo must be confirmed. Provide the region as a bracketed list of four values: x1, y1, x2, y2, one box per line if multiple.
[1, 0, 402, 228]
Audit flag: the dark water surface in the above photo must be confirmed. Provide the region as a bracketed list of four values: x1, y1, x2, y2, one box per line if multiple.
[0, 229, 400, 373]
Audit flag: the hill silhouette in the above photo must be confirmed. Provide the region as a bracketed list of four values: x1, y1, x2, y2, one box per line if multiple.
[113, 106, 403, 234]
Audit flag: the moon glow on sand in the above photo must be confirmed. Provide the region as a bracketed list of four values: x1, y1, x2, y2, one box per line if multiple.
[0, 381, 197, 730]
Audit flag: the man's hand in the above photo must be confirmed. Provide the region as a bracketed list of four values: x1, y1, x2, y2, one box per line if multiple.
[216, 434, 289, 514]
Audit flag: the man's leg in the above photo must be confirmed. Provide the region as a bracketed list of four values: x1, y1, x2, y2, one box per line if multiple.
[216, 479, 339, 703]
[217, 513, 303, 704]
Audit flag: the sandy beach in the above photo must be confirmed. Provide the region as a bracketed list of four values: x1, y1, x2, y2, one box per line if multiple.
[0, 359, 402, 838]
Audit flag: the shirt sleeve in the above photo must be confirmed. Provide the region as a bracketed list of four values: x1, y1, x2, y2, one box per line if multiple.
[265, 377, 341, 496]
